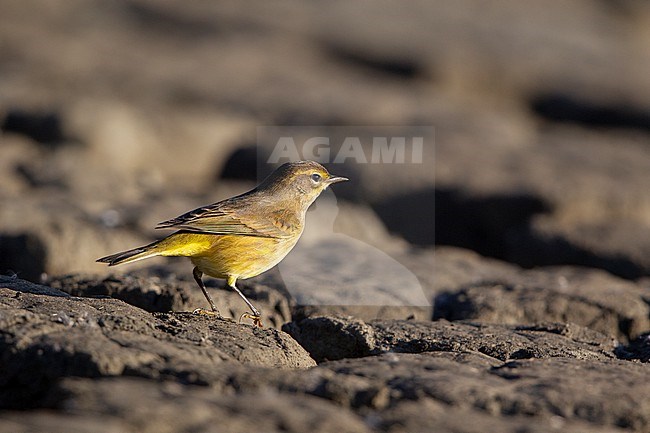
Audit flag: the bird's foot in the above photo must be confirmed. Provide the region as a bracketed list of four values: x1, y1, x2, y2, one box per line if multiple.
[193, 308, 237, 323]
[192, 308, 220, 317]
[239, 312, 263, 328]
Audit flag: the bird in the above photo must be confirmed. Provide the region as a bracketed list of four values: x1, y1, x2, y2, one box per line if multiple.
[97, 160, 348, 327]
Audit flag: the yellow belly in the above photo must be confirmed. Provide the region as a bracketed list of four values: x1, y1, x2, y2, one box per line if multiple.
[157, 232, 299, 280]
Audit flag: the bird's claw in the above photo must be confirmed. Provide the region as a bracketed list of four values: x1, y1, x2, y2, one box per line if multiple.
[193, 308, 220, 317]
[239, 312, 263, 328]
[193, 308, 239, 323]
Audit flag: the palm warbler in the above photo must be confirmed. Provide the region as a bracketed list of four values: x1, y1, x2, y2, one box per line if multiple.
[97, 160, 347, 327]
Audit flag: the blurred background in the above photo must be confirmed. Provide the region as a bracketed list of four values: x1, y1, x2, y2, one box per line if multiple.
[2, 0, 650, 286]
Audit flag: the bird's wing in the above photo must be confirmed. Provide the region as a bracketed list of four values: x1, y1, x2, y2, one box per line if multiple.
[155, 200, 298, 239]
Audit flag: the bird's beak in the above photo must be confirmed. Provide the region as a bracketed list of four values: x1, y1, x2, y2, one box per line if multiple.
[326, 176, 348, 185]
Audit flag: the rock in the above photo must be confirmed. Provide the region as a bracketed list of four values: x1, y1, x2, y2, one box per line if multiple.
[616, 332, 650, 363]
[291, 305, 428, 323]
[0, 276, 315, 409]
[0, 192, 153, 279]
[0, 412, 124, 433]
[353, 128, 650, 281]
[300, 189, 406, 254]
[433, 263, 650, 342]
[3, 1, 650, 431]
[0, 233, 47, 282]
[280, 238, 430, 318]
[184, 350, 649, 432]
[46, 273, 190, 313]
[433, 129, 650, 279]
[283, 316, 377, 363]
[415, 246, 518, 300]
[283, 316, 617, 363]
[0, 376, 371, 433]
[2, 351, 645, 432]
[45, 272, 293, 329]
[0, 135, 42, 197]
[4, 0, 650, 283]
[2, 277, 648, 432]
[375, 398, 629, 433]
[1, 108, 67, 145]
[321, 353, 650, 432]
[486, 357, 650, 431]
[0, 275, 69, 297]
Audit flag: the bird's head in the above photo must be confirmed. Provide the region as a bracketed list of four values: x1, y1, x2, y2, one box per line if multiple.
[259, 160, 348, 209]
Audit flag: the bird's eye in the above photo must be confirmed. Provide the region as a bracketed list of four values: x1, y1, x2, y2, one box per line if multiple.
[310, 173, 322, 183]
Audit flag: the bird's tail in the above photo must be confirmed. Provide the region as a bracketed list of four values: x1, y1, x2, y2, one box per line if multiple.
[96, 240, 162, 266]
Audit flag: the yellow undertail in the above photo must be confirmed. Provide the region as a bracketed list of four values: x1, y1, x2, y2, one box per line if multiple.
[96, 232, 213, 266]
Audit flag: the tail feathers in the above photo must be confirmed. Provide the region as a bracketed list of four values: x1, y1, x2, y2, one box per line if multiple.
[96, 244, 160, 266]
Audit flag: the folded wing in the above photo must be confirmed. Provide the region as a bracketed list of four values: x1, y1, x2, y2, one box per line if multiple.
[155, 199, 297, 239]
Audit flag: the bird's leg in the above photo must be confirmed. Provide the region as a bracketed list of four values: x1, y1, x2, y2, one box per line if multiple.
[192, 267, 221, 317]
[227, 276, 263, 328]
